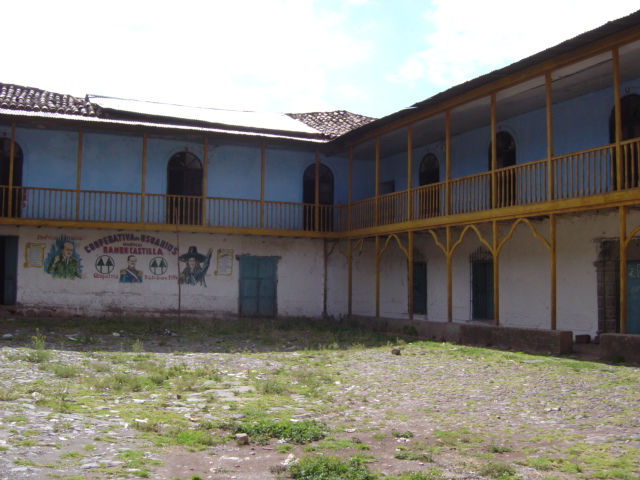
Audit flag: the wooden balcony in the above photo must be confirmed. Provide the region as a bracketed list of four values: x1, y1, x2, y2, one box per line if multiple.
[1, 141, 639, 236]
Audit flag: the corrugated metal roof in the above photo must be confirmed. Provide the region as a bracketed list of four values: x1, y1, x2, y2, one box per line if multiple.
[89, 95, 321, 135]
[0, 109, 327, 144]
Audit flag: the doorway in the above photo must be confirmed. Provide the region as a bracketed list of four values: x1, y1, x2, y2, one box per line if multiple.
[471, 248, 494, 321]
[0, 236, 18, 305]
[413, 261, 427, 314]
[167, 152, 203, 225]
[0, 138, 24, 218]
[239, 256, 278, 317]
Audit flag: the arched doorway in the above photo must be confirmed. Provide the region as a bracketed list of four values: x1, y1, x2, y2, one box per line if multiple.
[418, 153, 440, 217]
[0, 138, 24, 218]
[488, 131, 516, 207]
[167, 152, 203, 225]
[609, 94, 640, 189]
[303, 163, 334, 231]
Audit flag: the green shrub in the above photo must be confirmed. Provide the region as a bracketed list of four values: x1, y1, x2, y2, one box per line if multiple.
[287, 455, 376, 480]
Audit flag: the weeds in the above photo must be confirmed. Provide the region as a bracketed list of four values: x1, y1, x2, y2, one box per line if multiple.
[287, 455, 377, 480]
[227, 419, 327, 444]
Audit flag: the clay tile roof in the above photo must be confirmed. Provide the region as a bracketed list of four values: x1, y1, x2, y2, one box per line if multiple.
[0, 83, 101, 117]
[287, 110, 376, 138]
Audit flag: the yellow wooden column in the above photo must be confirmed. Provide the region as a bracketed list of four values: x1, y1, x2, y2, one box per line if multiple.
[375, 235, 380, 317]
[546, 72, 554, 200]
[75, 129, 83, 221]
[490, 93, 497, 209]
[550, 214, 557, 330]
[140, 133, 147, 223]
[445, 110, 451, 216]
[348, 147, 353, 232]
[407, 125, 413, 221]
[314, 149, 320, 231]
[375, 137, 380, 226]
[202, 138, 209, 226]
[408, 231, 414, 320]
[613, 47, 622, 190]
[7, 123, 16, 216]
[620, 205, 627, 333]
[447, 226, 453, 322]
[348, 238, 353, 315]
[492, 220, 500, 326]
[260, 143, 266, 228]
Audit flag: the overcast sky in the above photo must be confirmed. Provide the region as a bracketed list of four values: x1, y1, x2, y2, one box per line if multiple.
[4, 1, 640, 119]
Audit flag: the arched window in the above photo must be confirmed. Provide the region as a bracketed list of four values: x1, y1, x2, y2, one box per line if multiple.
[0, 138, 24, 218]
[166, 152, 203, 225]
[417, 153, 440, 218]
[488, 131, 516, 207]
[488, 131, 516, 170]
[609, 94, 640, 189]
[303, 163, 334, 231]
[419, 153, 439, 186]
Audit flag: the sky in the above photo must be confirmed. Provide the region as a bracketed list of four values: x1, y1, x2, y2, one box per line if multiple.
[3, 1, 640, 119]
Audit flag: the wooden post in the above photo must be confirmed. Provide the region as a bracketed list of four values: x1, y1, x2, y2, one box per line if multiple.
[315, 149, 320, 231]
[493, 220, 500, 326]
[348, 238, 353, 315]
[260, 143, 266, 228]
[407, 125, 413, 221]
[447, 226, 452, 322]
[7, 123, 16, 216]
[375, 137, 380, 226]
[490, 93, 497, 209]
[375, 235, 380, 317]
[348, 147, 353, 232]
[620, 205, 627, 333]
[408, 231, 414, 320]
[550, 214, 557, 330]
[613, 47, 622, 190]
[75, 129, 83, 221]
[445, 110, 451, 216]
[141, 133, 147, 223]
[201, 137, 208, 226]
[546, 72, 554, 201]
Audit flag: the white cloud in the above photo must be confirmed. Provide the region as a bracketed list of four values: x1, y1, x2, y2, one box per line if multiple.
[387, 0, 640, 90]
[2, 0, 372, 113]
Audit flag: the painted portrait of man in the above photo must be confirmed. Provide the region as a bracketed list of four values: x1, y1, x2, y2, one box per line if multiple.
[46, 239, 83, 279]
[119, 255, 143, 283]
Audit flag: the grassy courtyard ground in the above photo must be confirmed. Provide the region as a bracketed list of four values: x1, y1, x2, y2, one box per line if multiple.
[0, 316, 638, 480]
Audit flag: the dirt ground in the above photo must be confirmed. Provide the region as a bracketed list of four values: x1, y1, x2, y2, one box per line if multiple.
[0, 318, 638, 480]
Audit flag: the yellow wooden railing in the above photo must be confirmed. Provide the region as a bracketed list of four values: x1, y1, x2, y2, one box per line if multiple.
[1, 141, 638, 233]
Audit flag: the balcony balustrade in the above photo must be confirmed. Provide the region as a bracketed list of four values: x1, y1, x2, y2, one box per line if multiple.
[1, 140, 638, 234]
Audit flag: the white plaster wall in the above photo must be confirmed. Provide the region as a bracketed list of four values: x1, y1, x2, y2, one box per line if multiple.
[499, 221, 551, 329]
[414, 233, 448, 323]
[378, 237, 408, 318]
[554, 212, 620, 336]
[325, 241, 349, 319]
[351, 239, 376, 316]
[5, 227, 325, 318]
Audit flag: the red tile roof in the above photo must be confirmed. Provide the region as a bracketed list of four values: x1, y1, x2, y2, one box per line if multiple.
[0, 83, 101, 116]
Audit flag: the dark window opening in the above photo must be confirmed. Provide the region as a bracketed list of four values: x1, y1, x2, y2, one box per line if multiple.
[303, 163, 334, 231]
[610, 94, 640, 189]
[489, 131, 516, 207]
[0, 138, 24, 218]
[167, 152, 203, 225]
[418, 153, 440, 217]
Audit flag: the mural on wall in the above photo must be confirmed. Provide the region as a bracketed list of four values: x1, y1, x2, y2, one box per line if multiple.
[179, 246, 213, 286]
[119, 255, 143, 283]
[85, 234, 179, 281]
[44, 236, 84, 279]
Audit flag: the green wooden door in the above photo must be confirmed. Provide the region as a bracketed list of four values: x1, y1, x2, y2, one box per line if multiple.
[626, 260, 640, 334]
[413, 262, 427, 314]
[239, 256, 278, 317]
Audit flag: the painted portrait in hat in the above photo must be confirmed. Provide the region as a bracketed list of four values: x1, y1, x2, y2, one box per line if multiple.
[178, 246, 213, 286]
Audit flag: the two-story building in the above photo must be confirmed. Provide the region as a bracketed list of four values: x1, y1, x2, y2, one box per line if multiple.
[3, 10, 640, 345]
